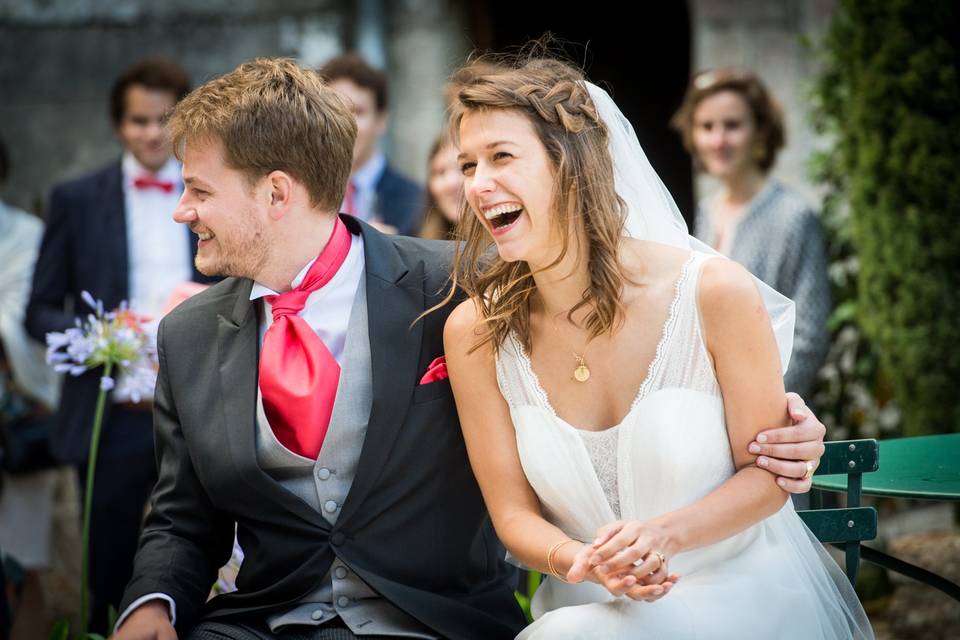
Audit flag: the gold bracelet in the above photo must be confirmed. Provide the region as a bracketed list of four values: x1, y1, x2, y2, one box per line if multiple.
[546, 539, 578, 582]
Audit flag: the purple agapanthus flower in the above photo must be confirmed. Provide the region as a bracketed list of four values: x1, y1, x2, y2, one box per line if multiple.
[45, 291, 158, 401]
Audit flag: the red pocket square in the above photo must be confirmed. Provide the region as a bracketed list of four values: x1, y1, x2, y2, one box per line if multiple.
[419, 356, 448, 385]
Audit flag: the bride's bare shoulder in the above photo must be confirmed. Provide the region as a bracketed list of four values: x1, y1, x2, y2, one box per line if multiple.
[620, 237, 694, 284]
[445, 298, 482, 339]
[443, 298, 494, 360]
[697, 257, 765, 329]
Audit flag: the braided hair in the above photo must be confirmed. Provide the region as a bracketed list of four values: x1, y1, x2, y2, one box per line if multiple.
[442, 56, 629, 355]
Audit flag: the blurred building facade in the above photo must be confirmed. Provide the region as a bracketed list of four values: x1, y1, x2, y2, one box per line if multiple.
[0, 0, 467, 212]
[1, 0, 833, 220]
[690, 0, 836, 206]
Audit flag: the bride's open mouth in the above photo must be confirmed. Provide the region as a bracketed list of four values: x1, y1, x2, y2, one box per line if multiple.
[484, 204, 524, 231]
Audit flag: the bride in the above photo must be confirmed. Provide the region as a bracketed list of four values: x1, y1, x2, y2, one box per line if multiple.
[442, 55, 873, 639]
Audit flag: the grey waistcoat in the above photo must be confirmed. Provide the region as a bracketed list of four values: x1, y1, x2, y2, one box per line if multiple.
[255, 280, 438, 638]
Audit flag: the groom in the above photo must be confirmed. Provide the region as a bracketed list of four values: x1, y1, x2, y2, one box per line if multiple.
[115, 59, 827, 640]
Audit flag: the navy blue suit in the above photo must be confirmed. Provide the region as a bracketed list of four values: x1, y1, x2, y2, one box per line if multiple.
[374, 164, 423, 236]
[24, 159, 216, 632]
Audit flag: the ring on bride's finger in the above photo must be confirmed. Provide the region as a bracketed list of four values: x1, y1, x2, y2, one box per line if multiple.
[802, 460, 815, 480]
[648, 550, 666, 569]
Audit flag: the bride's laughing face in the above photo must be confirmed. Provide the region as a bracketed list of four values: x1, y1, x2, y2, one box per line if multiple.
[458, 108, 561, 265]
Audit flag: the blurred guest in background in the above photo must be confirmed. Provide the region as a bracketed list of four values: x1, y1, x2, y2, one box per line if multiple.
[0, 134, 60, 640]
[672, 69, 831, 399]
[24, 57, 215, 633]
[418, 135, 462, 240]
[320, 53, 423, 235]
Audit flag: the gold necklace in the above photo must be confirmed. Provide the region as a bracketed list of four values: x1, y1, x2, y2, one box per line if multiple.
[573, 352, 591, 382]
[551, 314, 591, 383]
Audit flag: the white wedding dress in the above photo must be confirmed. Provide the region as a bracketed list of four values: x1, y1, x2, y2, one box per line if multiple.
[499, 252, 873, 640]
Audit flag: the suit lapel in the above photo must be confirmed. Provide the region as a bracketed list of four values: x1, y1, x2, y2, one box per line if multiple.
[216, 280, 331, 529]
[101, 162, 129, 305]
[338, 216, 424, 524]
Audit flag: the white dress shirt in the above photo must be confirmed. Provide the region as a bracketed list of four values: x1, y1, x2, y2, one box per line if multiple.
[122, 152, 191, 321]
[113, 153, 192, 403]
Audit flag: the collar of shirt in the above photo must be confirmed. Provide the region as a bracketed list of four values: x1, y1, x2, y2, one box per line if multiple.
[250, 258, 316, 300]
[122, 151, 182, 190]
[351, 151, 387, 193]
[248, 232, 365, 363]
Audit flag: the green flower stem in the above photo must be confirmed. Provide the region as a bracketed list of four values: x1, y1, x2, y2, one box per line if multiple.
[80, 360, 113, 639]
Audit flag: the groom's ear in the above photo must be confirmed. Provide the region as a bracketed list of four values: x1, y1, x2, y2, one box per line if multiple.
[265, 170, 294, 220]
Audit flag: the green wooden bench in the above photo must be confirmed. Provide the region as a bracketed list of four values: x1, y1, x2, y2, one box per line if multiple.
[811, 434, 960, 601]
[797, 438, 879, 584]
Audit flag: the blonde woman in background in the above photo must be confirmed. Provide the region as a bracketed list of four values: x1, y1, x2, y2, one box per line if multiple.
[418, 135, 463, 240]
[672, 69, 832, 399]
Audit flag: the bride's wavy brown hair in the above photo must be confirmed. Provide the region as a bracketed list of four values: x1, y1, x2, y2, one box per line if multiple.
[439, 53, 628, 354]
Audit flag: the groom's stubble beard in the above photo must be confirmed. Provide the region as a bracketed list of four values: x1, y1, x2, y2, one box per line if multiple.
[195, 206, 270, 280]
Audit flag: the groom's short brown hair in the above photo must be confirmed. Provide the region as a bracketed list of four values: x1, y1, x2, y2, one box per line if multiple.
[167, 58, 356, 211]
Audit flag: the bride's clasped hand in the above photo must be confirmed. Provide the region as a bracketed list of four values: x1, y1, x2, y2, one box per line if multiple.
[566, 520, 681, 603]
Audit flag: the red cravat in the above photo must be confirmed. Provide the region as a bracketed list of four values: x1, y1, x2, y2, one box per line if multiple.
[133, 175, 175, 193]
[259, 218, 352, 458]
[343, 180, 357, 215]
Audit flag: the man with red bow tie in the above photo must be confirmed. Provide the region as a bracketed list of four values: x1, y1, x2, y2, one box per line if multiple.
[24, 57, 217, 633]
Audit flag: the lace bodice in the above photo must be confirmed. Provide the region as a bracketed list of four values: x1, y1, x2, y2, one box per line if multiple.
[496, 252, 719, 520]
[577, 427, 622, 518]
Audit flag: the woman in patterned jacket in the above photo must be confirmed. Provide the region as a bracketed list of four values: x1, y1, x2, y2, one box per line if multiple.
[672, 69, 832, 399]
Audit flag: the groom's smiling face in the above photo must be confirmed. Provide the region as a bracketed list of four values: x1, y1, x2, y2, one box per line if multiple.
[174, 138, 270, 279]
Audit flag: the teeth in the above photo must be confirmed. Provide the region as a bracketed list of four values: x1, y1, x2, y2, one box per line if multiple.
[198, 232, 214, 241]
[484, 204, 523, 220]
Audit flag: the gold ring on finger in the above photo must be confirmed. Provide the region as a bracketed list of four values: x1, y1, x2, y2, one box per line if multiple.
[803, 460, 815, 480]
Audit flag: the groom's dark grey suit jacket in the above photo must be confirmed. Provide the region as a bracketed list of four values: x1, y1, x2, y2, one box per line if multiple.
[119, 216, 526, 639]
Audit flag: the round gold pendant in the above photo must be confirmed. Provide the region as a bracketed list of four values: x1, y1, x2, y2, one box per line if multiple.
[574, 364, 591, 382]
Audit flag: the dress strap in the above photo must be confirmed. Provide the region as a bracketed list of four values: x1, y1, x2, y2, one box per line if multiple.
[640, 251, 722, 398]
[496, 333, 553, 412]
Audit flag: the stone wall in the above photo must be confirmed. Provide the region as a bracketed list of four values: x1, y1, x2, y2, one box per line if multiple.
[0, 0, 467, 213]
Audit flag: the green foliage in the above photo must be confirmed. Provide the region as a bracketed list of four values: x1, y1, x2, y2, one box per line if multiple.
[812, 0, 960, 435]
[808, 138, 901, 439]
[48, 621, 70, 640]
[514, 570, 541, 623]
